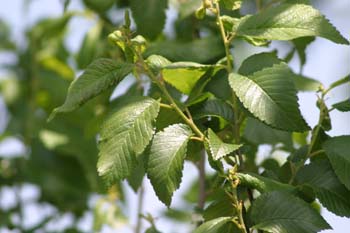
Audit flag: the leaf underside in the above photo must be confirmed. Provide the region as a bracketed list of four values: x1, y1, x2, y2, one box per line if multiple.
[250, 191, 331, 233]
[130, 0, 168, 40]
[296, 160, 350, 217]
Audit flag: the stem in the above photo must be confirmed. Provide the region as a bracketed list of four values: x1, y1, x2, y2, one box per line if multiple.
[137, 54, 205, 139]
[256, 0, 262, 11]
[135, 184, 145, 233]
[226, 188, 248, 233]
[289, 95, 327, 184]
[197, 150, 206, 210]
[309, 149, 325, 157]
[214, 2, 247, 232]
[214, 2, 233, 72]
[307, 97, 326, 157]
[191, 136, 204, 142]
[159, 103, 173, 109]
[214, 1, 243, 168]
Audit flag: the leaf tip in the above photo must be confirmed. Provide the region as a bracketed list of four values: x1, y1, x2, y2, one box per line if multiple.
[47, 109, 59, 122]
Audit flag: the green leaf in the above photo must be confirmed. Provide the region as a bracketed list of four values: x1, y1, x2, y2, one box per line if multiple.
[250, 191, 331, 233]
[186, 71, 215, 106]
[229, 63, 310, 132]
[293, 74, 322, 92]
[0, 20, 15, 50]
[126, 156, 145, 192]
[162, 62, 218, 94]
[244, 117, 293, 149]
[292, 36, 315, 69]
[203, 194, 236, 221]
[222, 0, 242, 10]
[204, 70, 232, 101]
[179, 0, 201, 18]
[207, 129, 241, 160]
[83, 0, 115, 12]
[238, 52, 280, 76]
[235, 4, 349, 44]
[328, 74, 350, 91]
[295, 160, 350, 217]
[130, 0, 168, 40]
[145, 226, 162, 233]
[146, 54, 171, 73]
[179, 0, 201, 19]
[332, 98, 350, 112]
[49, 59, 134, 120]
[239, 52, 322, 92]
[194, 217, 233, 233]
[30, 13, 73, 40]
[237, 173, 296, 194]
[97, 96, 160, 185]
[147, 124, 193, 206]
[76, 23, 102, 69]
[144, 37, 225, 64]
[323, 136, 350, 190]
[191, 98, 235, 123]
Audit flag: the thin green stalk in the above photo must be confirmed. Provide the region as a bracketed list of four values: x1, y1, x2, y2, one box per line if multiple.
[214, 2, 233, 72]
[256, 0, 262, 11]
[214, 2, 241, 143]
[289, 95, 327, 184]
[135, 184, 145, 233]
[159, 103, 173, 109]
[136, 54, 205, 139]
[197, 150, 206, 210]
[214, 2, 248, 232]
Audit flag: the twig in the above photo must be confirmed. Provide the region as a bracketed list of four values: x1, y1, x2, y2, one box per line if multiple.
[197, 150, 206, 210]
[135, 184, 145, 233]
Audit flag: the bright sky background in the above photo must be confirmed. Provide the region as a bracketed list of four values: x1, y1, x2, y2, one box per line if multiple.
[0, 0, 349, 232]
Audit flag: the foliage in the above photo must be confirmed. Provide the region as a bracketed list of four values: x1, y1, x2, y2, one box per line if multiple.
[0, 0, 349, 232]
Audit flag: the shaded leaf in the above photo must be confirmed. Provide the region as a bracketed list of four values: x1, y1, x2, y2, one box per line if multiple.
[332, 98, 350, 112]
[144, 37, 225, 64]
[147, 124, 193, 206]
[293, 74, 322, 92]
[191, 98, 235, 123]
[97, 96, 160, 185]
[292, 36, 315, 68]
[238, 52, 280, 76]
[179, 0, 201, 19]
[130, 0, 168, 40]
[296, 160, 350, 217]
[250, 191, 331, 233]
[76, 23, 103, 69]
[127, 157, 145, 192]
[83, 0, 115, 12]
[244, 117, 293, 149]
[323, 136, 350, 190]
